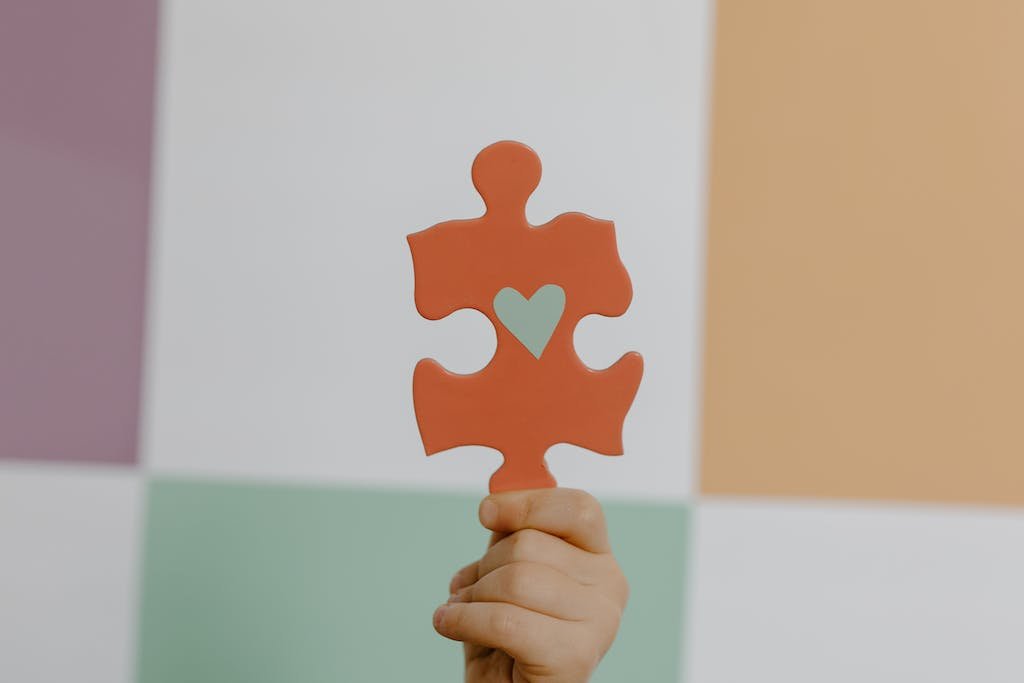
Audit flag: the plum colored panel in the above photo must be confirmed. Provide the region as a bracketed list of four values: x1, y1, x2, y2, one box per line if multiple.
[0, 0, 158, 464]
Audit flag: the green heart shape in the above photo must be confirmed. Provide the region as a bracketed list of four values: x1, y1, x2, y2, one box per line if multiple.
[493, 284, 566, 359]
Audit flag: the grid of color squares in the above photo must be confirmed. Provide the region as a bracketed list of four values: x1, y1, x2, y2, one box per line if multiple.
[2, 1, 1023, 681]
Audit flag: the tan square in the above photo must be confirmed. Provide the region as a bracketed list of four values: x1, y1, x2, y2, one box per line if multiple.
[701, 0, 1024, 505]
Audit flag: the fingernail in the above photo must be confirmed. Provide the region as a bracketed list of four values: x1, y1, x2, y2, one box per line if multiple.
[448, 587, 468, 603]
[433, 605, 448, 629]
[449, 570, 464, 593]
[479, 498, 498, 527]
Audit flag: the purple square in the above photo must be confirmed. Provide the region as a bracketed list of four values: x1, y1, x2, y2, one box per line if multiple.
[0, 0, 159, 464]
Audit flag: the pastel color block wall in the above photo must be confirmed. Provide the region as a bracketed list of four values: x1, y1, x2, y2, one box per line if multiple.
[1, 1, 1022, 682]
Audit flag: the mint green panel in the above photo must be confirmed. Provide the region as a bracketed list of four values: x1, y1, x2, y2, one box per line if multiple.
[138, 480, 688, 682]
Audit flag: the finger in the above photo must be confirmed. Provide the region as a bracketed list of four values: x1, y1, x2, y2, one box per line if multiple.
[479, 488, 610, 553]
[478, 528, 598, 585]
[451, 561, 594, 621]
[487, 529, 508, 549]
[449, 561, 479, 594]
[433, 601, 565, 663]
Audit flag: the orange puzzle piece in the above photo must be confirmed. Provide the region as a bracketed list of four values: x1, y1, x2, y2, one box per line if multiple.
[408, 141, 643, 492]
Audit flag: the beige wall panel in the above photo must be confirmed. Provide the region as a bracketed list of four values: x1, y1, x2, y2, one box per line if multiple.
[701, 0, 1024, 504]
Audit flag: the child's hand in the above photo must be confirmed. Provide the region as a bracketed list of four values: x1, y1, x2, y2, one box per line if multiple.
[434, 488, 628, 683]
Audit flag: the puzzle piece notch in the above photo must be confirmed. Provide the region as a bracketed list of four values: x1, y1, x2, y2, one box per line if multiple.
[408, 141, 643, 492]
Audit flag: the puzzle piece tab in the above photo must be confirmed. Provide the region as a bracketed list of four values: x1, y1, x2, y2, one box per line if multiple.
[408, 141, 643, 492]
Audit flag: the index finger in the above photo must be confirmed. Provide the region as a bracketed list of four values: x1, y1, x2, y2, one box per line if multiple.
[478, 488, 610, 553]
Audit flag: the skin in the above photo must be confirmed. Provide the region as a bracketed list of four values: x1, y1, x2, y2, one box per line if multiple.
[433, 488, 629, 683]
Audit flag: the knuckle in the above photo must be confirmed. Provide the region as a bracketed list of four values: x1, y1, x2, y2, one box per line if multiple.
[500, 562, 535, 601]
[509, 529, 542, 561]
[518, 494, 537, 528]
[563, 639, 601, 674]
[449, 563, 476, 593]
[490, 607, 521, 639]
[605, 593, 626, 628]
[606, 559, 630, 605]
[618, 573, 631, 606]
[570, 491, 602, 528]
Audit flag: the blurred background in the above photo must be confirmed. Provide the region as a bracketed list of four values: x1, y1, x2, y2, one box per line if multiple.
[1, 1, 1022, 681]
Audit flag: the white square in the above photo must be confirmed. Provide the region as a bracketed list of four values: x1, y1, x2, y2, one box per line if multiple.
[144, 0, 711, 499]
[686, 499, 1024, 683]
[0, 466, 142, 683]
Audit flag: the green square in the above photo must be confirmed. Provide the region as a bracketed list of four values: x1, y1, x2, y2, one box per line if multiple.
[138, 479, 688, 682]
